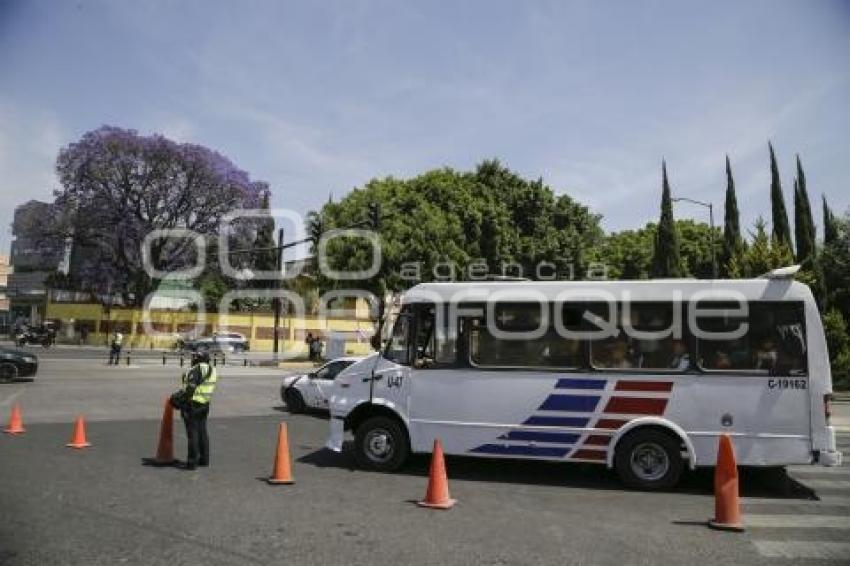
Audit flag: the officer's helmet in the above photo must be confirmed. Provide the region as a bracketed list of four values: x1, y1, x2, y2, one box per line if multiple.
[192, 350, 211, 366]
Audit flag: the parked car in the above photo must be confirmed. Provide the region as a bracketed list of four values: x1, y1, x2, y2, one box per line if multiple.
[281, 357, 362, 413]
[183, 332, 249, 353]
[0, 347, 38, 383]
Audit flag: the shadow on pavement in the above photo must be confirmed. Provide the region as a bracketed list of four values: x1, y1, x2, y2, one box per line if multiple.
[271, 405, 330, 420]
[298, 444, 819, 498]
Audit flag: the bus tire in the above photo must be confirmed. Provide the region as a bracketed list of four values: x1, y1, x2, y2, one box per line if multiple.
[353, 416, 409, 472]
[614, 429, 683, 490]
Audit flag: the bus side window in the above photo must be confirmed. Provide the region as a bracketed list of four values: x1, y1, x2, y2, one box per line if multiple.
[695, 302, 807, 375]
[468, 303, 581, 370]
[588, 302, 690, 372]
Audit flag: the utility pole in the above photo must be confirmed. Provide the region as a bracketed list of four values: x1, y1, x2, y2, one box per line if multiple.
[672, 196, 717, 279]
[226, 202, 381, 359]
[273, 228, 284, 359]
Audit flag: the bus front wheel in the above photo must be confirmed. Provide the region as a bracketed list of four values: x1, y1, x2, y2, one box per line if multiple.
[353, 416, 409, 472]
[614, 429, 683, 490]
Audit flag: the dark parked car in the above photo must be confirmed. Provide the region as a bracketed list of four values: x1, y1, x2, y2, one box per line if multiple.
[14, 325, 55, 348]
[0, 348, 38, 383]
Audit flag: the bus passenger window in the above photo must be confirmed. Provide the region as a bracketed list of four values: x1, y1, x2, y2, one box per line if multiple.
[468, 304, 581, 369]
[589, 302, 688, 371]
[591, 336, 635, 369]
[696, 302, 807, 375]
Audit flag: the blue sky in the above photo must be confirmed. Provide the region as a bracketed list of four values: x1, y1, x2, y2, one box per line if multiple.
[0, 0, 848, 256]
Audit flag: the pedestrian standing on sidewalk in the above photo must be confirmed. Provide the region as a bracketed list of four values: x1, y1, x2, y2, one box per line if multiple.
[305, 332, 315, 362]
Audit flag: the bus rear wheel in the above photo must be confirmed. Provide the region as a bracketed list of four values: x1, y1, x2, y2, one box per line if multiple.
[353, 416, 409, 472]
[614, 429, 683, 490]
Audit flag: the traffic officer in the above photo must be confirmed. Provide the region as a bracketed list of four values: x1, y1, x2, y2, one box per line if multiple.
[109, 331, 124, 365]
[175, 351, 218, 470]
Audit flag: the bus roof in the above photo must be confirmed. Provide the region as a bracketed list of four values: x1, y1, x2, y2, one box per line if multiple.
[403, 278, 814, 304]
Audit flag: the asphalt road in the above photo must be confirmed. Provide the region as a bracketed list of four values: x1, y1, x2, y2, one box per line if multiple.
[0, 351, 848, 565]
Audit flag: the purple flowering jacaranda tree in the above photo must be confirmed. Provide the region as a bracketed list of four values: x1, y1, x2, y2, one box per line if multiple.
[48, 126, 268, 304]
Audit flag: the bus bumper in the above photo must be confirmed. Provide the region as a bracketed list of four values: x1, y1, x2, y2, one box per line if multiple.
[325, 416, 345, 453]
[816, 426, 843, 466]
[818, 449, 843, 466]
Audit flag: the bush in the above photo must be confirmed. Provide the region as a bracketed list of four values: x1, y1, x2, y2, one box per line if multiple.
[823, 309, 850, 391]
[832, 350, 850, 392]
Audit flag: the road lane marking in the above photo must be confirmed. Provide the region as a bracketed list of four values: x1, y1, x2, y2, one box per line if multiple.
[753, 541, 850, 560]
[744, 514, 850, 529]
[789, 468, 850, 477]
[741, 496, 850, 506]
[798, 479, 850, 490]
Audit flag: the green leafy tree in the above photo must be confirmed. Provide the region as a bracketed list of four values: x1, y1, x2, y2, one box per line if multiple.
[593, 219, 718, 280]
[769, 142, 793, 251]
[822, 212, 850, 316]
[743, 218, 773, 276]
[722, 155, 745, 277]
[588, 227, 655, 279]
[823, 309, 850, 391]
[677, 220, 722, 279]
[310, 161, 603, 346]
[650, 161, 684, 278]
[742, 217, 793, 277]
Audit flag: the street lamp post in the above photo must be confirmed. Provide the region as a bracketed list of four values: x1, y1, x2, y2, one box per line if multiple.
[672, 196, 717, 279]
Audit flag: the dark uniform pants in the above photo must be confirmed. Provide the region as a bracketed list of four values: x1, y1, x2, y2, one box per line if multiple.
[109, 345, 122, 365]
[181, 402, 210, 467]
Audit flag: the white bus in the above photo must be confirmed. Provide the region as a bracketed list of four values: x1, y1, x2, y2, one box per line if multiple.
[326, 268, 842, 489]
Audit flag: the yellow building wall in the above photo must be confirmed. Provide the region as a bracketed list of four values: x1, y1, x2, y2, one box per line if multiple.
[46, 301, 375, 356]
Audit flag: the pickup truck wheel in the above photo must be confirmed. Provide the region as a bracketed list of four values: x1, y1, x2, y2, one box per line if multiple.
[284, 388, 306, 414]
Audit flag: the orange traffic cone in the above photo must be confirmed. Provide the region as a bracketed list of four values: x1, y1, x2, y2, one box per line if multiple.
[417, 439, 456, 509]
[3, 404, 25, 435]
[708, 434, 744, 531]
[154, 397, 176, 465]
[267, 422, 294, 484]
[66, 416, 92, 449]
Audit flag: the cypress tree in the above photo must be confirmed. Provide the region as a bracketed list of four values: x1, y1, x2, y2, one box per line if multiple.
[769, 142, 793, 250]
[823, 195, 838, 245]
[721, 155, 743, 276]
[793, 155, 816, 266]
[650, 160, 684, 278]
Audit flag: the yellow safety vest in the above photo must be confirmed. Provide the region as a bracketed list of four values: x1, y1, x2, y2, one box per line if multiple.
[181, 363, 218, 405]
